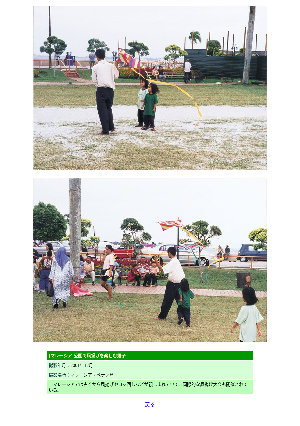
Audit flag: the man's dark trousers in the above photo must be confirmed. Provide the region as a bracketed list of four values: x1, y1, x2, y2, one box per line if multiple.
[158, 281, 180, 319]
[96, 87, 114, 134]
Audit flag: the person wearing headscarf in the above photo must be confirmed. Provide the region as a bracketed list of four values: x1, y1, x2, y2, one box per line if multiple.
[49, 247, 74, 308]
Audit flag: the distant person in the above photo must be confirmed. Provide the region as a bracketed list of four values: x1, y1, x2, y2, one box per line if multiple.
[158, 66, 166, 82]
[80, 255, 85, 280]
[55, 53, 60, 66]
[39, 250, 53, 292]
[154, 247, 185, 320]
[49, 247, 74, 309]
[127, 264, 141, 286]
[184, 59, 192, 83]
[177, 278, 194, 327]
[137, 257, 150, 286]
[33, 243, 40, 261]
[144, 260, 160, 286]
[135, 78, 148, 127]
[92, 48, 119, 135]
[89, 51, 96, 68]
[224, 245, 230, 260]
[64, 52, 69, 66]
[217, 245, 223, 259]
[152, 66, 159, 80]
[231, 286, 263, 342]
[83, 256, 95, 285]
[45, 242, 54, 259]
[33, 257, 38, 291]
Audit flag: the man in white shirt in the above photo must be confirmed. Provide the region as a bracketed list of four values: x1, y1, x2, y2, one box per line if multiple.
[184, 59, 192, 83]
[154, 246, 185, 320]
[92, 49, 119, 135]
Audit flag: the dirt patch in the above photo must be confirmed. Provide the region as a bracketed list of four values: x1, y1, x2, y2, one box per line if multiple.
[34, 105, 267, 170]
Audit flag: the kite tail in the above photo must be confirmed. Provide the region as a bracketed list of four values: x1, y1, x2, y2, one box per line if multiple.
[132, 68, 202, 118]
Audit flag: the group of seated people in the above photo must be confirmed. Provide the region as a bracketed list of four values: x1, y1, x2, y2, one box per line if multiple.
[79, 255, 162, 287]
[151, 65, 166, 82]
[127, 257, 160, 286]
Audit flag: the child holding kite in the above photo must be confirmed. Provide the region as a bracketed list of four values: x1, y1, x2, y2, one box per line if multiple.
[142, 83, 159, 131]
[231, 286, 263, 342]
[135, 78, 148, 127]
[177, 278, 194, 327]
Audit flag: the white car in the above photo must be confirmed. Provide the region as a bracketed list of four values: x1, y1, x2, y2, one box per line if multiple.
[140, 244, 211, 266]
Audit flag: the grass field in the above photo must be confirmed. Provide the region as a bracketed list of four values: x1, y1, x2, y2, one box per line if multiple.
[34, 83, 267, 108]
[33, 291, 267, 342]
[33, 268, 267, 342]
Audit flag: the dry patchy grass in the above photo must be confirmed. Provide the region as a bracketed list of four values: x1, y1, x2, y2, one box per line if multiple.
[33, 291, 267, 342]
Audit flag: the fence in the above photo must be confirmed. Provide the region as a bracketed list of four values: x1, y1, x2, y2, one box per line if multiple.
[185, 49, 267, 81]
[37, 250, 266, 269]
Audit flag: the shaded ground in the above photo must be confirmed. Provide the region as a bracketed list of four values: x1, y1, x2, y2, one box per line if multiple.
[34, 105, 267, 170]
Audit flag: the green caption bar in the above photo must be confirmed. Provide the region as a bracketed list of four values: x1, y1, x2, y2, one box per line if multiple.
[47, 351, 253, 361]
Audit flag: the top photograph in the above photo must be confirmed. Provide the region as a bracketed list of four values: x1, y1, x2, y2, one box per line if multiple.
[33, 6, 267, 170]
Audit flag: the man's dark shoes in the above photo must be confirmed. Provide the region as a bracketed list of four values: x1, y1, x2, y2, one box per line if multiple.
[177, 318, 183, 325]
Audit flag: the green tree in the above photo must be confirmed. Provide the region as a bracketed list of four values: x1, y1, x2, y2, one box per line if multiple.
[207, 40, 221, 56]
[185, 220, 222, 282]
[128, 41, 149, 62]
[87, 38, 110, 53]
[64, 215, 92, 237]
[81, 218, 92, 237]
[164, 44, 187, 68]
[248, 228, 267, 250]
[40, 36, 67, 69]
[33, 202, 67, 241]
[120, 218, 151, 247]
[141, 232, 152, 243]
[189, 31, 201, 48]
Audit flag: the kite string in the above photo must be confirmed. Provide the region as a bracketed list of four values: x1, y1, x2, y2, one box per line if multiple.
[132, 68, 202, 118]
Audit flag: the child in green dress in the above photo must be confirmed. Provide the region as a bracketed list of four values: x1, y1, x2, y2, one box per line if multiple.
[177, 278, 194, 327]
[141, 83, 159, 131]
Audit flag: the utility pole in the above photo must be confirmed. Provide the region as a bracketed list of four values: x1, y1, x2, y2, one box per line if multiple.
[69, 179, 81, 279]
[48, 6, 52, 68]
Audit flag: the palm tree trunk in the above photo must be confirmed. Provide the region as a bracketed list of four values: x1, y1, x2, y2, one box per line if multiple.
[242, 6, 256, 84]
[69, 179, 81, 279]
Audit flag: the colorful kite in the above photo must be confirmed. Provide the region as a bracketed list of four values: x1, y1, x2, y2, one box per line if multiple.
[118, 48, 141, 69]
[157, 220, 183, 231]
[117, 49, 202, 118]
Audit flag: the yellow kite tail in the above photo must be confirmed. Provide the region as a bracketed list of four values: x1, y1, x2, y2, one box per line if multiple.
[132, 69, 202, 118]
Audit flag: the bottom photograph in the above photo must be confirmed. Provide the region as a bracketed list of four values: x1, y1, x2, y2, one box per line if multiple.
[33, 177, 267, 343]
